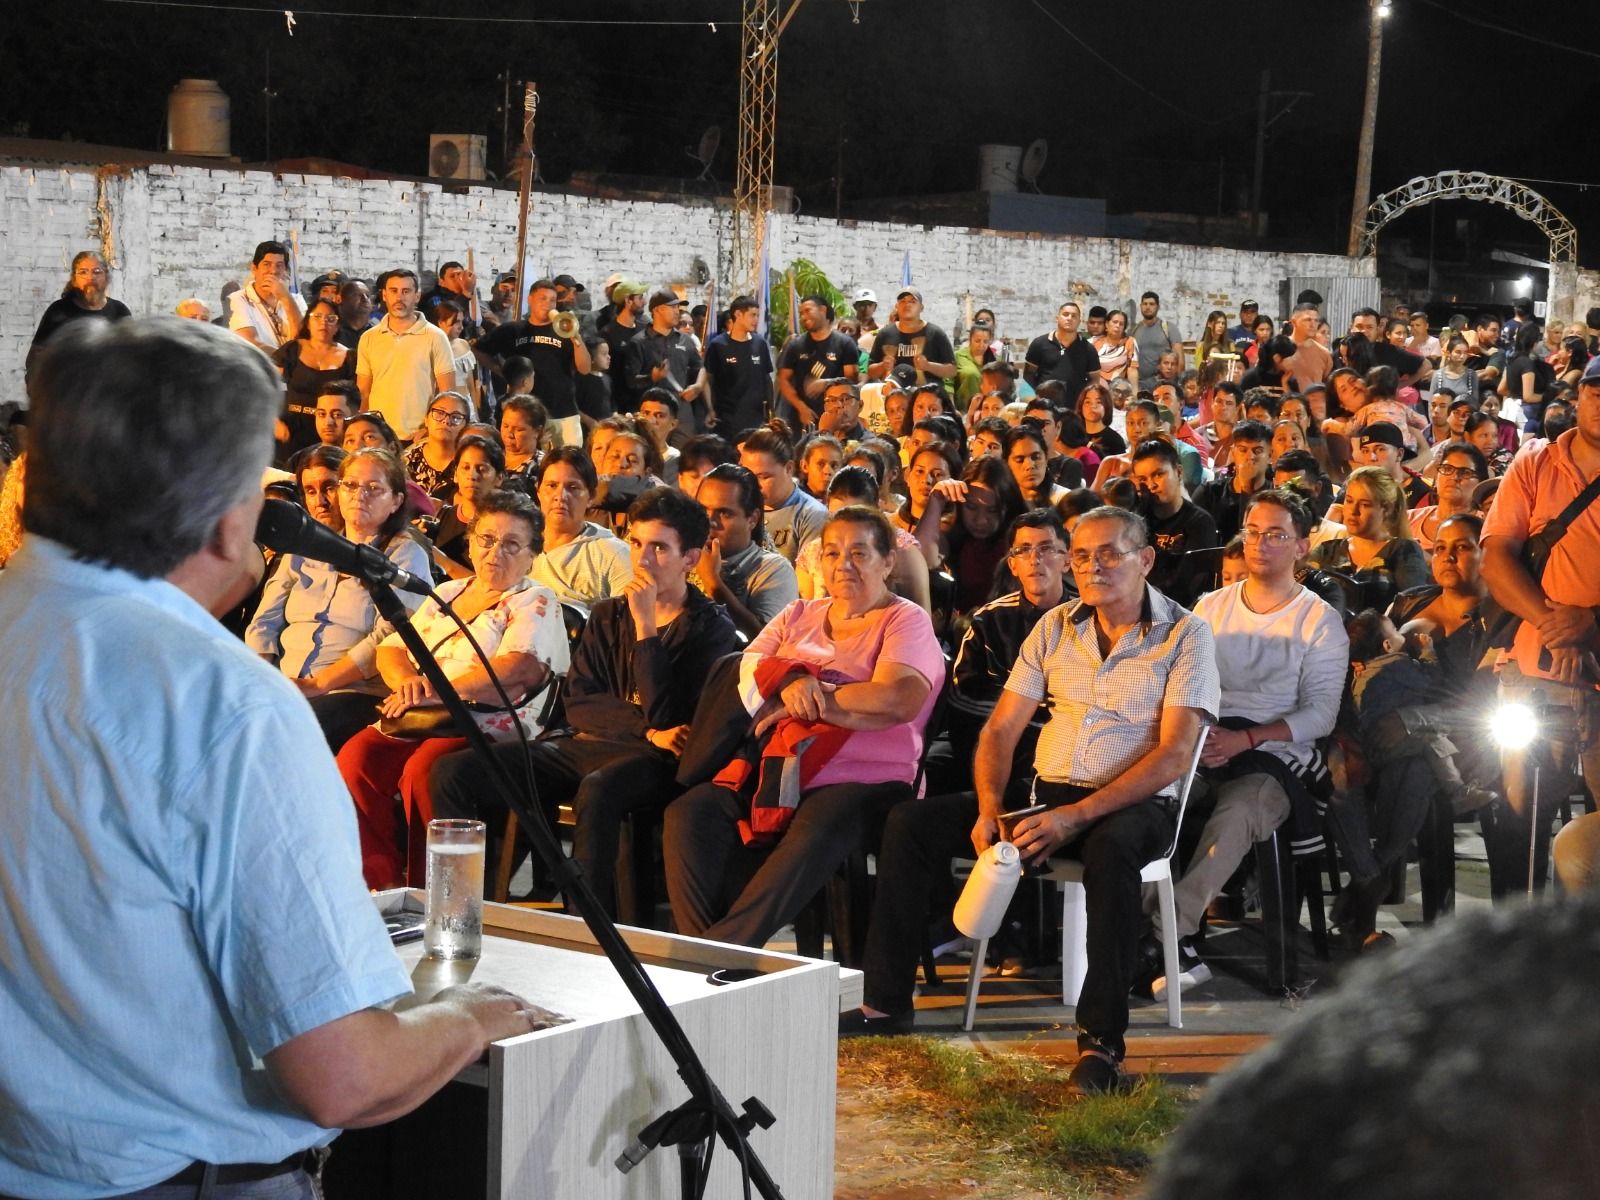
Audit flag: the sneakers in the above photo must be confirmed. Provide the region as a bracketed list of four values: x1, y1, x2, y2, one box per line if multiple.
[1067, 1047, 1128, 1097]
[1450, 784, 1498, 816]
[1151, 938, 1212, 1001]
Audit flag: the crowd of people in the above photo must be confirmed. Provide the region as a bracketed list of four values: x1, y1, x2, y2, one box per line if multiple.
[7, 243, 1600, 1105]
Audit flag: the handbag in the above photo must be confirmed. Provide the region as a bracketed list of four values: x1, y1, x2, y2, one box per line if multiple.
[377, 706, 467, 739]
[1480, 468, 1600, 648]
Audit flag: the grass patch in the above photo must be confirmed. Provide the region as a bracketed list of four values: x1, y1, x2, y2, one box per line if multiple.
[839, 1036, 1190, 1193]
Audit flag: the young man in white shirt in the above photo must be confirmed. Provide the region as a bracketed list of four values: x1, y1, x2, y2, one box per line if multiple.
[1154, 488, 1347, 998]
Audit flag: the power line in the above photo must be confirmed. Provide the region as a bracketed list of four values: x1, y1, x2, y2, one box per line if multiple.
[1026, 0, 1220, 126]
[99, 0, 736, 26]
[1409, 0, 1600, 62]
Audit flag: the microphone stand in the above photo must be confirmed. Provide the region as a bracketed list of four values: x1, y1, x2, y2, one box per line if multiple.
[365, 581, 784, 1199]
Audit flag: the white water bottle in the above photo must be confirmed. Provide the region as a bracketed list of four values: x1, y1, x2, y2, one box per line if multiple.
[953, 841, 1022, 939]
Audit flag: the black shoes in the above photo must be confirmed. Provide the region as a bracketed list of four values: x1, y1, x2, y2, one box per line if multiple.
[1067, 1047, 1129, 1096]
[837, 1007, 916, 1038]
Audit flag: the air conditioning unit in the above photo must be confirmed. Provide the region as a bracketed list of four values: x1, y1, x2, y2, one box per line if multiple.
[428, 134, 487, 182]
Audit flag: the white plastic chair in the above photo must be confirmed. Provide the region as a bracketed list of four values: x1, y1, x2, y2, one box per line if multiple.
[961, 723, 1210, 1032]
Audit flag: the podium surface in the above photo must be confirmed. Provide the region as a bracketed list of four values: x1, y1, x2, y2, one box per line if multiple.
[376, 892, 854, 1200]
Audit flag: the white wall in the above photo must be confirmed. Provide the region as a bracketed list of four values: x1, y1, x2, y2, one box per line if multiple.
[0, 161, 1374, 402]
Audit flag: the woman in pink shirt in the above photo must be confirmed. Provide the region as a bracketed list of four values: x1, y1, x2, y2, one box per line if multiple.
[664, 505, 944, 948]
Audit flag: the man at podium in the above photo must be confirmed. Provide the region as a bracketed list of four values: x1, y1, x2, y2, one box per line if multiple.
[0, 319, 551, 1200]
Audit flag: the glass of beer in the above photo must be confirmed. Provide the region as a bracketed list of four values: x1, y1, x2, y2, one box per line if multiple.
[424, 819, 486, 960]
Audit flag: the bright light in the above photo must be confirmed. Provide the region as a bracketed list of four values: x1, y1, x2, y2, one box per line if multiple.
[1491, 703, 1538, 751]
[1517, 275, 1533, 295]
[1377, 0, 1393, 15]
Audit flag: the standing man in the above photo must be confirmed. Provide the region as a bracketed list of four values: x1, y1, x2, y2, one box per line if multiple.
[851, 287, 880, 345]
[778, 295, 860, 428]
[602, 280, 648, 403]
[691, 462, 800, 637]
[420, 260, 480, 337]
[335, 278, 374, 350]
[1023, 302, 1102, 400]
[1155, 489, 1345, 996]
[622, 291, 707, 426]
[702, 294, 774, 432]
[1465, 312, 1506, 390]
[229, 240, 306, 352]
[1352, 421, 1431, 506]
[1129, 437, 1218, 606]
[477, 279, 592, 448]
[844, 507, 1217, 1097]
[1227, 300, 1260, 352]
[26, 251, 132, 375]
[0, 318, 553, 1199]
[356, 269, 456, 439]
[1480, 360, 1600, 896]
[1133, 291, 1182, 391]
[1282, 302, 1333, 391]
[868, 287, 958, 396]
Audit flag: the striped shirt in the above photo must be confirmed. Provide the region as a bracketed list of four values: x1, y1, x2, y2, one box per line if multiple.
[1004, 585, 1219, 793]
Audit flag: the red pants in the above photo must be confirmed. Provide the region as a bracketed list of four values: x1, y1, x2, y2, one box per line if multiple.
[337, 728, 469, 889]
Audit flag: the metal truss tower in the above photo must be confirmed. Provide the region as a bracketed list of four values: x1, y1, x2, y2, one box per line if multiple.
[731, 0, 781, 297]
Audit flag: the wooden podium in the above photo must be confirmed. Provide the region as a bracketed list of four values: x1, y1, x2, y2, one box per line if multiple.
[371, 892, 858, 1200]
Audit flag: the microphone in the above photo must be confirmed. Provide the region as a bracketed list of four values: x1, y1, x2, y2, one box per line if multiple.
[255, 498, 433, 597]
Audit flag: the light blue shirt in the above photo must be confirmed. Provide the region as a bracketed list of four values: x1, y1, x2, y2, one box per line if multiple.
[0, 539, 412, 1199]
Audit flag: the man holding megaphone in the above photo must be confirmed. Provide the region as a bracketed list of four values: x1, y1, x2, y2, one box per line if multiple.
[478, 278, 592, 448]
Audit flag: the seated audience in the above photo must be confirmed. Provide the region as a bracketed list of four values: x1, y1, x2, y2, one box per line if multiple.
[844, 506, 1216, 1098]
[429, 434, 509, 579]
[664, 506, 942, 949]
[498, 394, 548, 493]
[528, 446, 633, 612]
[1308, 465, 1429, 613]
[740, 421, 828, 562]
[1128, 437, 1218, 606]
[405, 390, 473, 502]
[913, 454, 1029, 618]
[338, 490, 569, 889]
[433, 487, 740, 918]
[247, 447, 430, 753]
[1194, 419, 1274, 542]
[691, 462, 800, 637]
[675, 432, 738, 498]
[1003, 424, 1066, 509]
[796, 465, 931, 612]
[1408, 442, 1488, 555]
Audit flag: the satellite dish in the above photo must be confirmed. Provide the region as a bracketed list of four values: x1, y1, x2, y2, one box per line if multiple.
[1020, 139, 1048, 192]
[429, 139, 461, 179]
[688, 125, 722, 181]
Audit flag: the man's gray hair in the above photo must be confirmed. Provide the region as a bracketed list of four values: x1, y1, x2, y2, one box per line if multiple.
[1073, 504, 1149, 550]
[24, 317, 281, 578]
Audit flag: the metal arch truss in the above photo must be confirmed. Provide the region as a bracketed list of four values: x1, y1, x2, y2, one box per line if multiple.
[731, 0, 780, 298]
[1358, 170, 1577, 264]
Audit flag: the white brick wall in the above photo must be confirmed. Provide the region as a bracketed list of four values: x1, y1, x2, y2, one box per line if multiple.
[0, 162, 1374, 403]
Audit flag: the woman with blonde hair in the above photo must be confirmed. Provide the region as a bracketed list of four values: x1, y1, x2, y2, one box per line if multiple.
[1307, 465, 1428, 612]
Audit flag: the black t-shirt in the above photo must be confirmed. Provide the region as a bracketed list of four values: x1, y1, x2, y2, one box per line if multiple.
[419, 286, 480, 340]
[1371, 341, 1425, 379]
[873, 323, 954, 391]
[602, 319, 644, 402]
[478, 320, 580, 419]
[1024, 333, 1101, 399]
[576, 372, 614, 421]
[622, 329, 705, 412]
[1146, 501, 1218, 607]
[1505, 354, 1554, 406]
[779, 330, 859, 407]
[704, 331, 775, 430]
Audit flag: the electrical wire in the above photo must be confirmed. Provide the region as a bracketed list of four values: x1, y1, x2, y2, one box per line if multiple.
[1409, 0, 1600, 62]
[1026, 0, 1221, 126]
[99, 0, 735, 26]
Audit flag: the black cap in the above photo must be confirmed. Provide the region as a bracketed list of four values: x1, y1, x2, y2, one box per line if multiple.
[552, 273, 585, 292]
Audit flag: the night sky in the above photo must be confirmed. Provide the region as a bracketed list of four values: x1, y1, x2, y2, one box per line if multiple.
[7, 0, 1600, 266]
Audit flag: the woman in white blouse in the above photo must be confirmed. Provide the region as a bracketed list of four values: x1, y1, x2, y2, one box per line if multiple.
[337, 490, 570, 889]
[246, 447, 430, 752]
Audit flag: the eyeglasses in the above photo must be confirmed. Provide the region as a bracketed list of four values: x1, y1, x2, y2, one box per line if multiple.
[428, 408, 468, 426]
[1006, 544, 1066, 562]
[338, 480, 392, 499]
[474, 533, 530, 556]
[1436, 464, 1481, 481]
[1241, 528, 1296, 545]
[1068, 547, 1139, 571]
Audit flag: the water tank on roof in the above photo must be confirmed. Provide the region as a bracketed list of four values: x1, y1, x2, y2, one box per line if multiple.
[167, 79, 231, 158]
[977, 144, 1021, 193]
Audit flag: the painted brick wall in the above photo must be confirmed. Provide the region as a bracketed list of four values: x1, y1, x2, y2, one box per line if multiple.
[1, 161, 1374, 403]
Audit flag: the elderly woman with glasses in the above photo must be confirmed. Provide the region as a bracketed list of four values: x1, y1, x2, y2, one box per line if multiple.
[338, 489, 570, 890]
[405, 390, 473, 501]
[246, 447, 430, 753]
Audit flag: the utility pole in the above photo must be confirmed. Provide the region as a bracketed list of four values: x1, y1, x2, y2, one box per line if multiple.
[1347, 0, 1387, 257]
[513, 84, 537, 322]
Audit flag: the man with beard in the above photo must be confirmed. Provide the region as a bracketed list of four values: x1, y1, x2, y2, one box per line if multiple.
[26, 251, 130, 375]
[778, 295, 860, 427]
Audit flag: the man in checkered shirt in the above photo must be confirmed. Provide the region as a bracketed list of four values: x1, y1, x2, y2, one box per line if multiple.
[843, 505, 1217, 1096]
